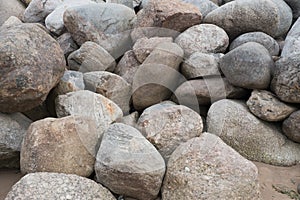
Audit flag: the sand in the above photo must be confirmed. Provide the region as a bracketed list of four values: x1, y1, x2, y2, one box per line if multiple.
[0, 162, 299, 200]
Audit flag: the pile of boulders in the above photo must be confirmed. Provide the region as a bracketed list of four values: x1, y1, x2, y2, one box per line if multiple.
[1, 0, 300, 199]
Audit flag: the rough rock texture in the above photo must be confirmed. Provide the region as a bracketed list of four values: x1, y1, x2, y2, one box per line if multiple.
[55, 90, 123, 136]
[20, 116, 98, 177]
[63, 3, 136, 58]
[135, 0, 202, 32]
[282, 110, 300, 143]
[67, 41, 116, 73]
[1, 16, 22, 28]
[132, 42, 184, 111]
[5, 172, 116, 200]
[220, 42, 273, 89]
[207, 99, 300, 166]
[271, 54, 300, 103]
[175, 24, 229, 57]
[181, 52, 221, 79]
[204, 0, 292, 39]
[55, 70, 85, 95]
[84, 71, 131, 114]
[57, 33, 78, 58]
[0, 23, 66, 113]
[173, 77, 249, 107]
[114, 50, 141, 85]
[230, 32, 280, 56]
[95, 123, 165, 200]
[246, 90, 297, 122]
[133, 37, 173, 63]
[281, 17, 300, 57]
[0, 0, 25, 26]
[23, 0, 62, 23]
[162, 133, 261, 200]
[181, 0, 218, 17]
[137, 103, 203, 161]
[0, 113, 32, 169]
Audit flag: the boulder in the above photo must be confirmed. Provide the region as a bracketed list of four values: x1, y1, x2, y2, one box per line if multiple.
[5, 172, 116, 200]
[204, 0, 293, 39]
[20, 116, 98, 177]
[220, 42, 273, 89]
[116, 111, 139, 128]
[57, 33, 78, 58]
[175, 24, 229, 57]
[162, 133, 261, 199]
[1, 16, 22, 28]
[0, 0, 25, 26]
[84, 71, 131, 114]
[207, 99, 300, 166]
[246, 90, 297, 122]
[281, 17, 300, 57]
[284, 0, 300, 20]
[67, 41, 116, 73]
[181, 0, 218, 17]
[95, 123, 165, 200]
[230, 32, 280, 56]
[0, 113, 32, 168]
[282, 110, 300, 143]
[137, 103, 203, 161]
[0, 23, 66, 113]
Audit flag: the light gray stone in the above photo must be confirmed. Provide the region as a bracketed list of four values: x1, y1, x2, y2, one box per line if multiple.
[207, 99, 300, 166]
[1, 16, 22, 28]
[162, 133, 261, 199]
[5, 172, 116, 200]
[281, 17, 300, 57]
[95, 123, 165, 200]
[284, 0, 300, 20]
[181, 0, 218, 17]
[116, 111, 139, 128]
[0, 0, 25, 26]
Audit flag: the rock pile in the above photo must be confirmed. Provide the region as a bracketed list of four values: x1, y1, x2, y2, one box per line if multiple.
[1, 0, 300, 199]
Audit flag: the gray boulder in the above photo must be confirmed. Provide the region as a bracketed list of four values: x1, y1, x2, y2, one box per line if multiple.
[230, 32, 280, 56]
[0, 23, 66, 113]
[0, 113, 32, 168]
[0, 0, 25, 26]
[162, 133, 261, 199]
[5, 172, 116, 200]
[1, 16, 22, 28]
[95, 123, 165, 200]
[207, 99, 300, 166]
[283, 110, 300, 143]
[175, 24, 229, 57]
[137, 103, 203, 161]
[204, 0, 293, 39]
[181, 0, 218, 17]
[57, 33, 78, 58]
[246, 90, 297, 122]
[220, 42, 273, 89]
[281, 17, 300, 57]
[67, 41, 116, 73]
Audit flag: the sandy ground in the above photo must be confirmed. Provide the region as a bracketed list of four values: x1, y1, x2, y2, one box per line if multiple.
[0, 163, 299, 200]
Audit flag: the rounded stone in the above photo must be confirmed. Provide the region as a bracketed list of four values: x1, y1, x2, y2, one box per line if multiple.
[282, 110, 300, 143]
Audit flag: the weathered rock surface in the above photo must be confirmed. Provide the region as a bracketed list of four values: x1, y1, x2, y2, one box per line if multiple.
[246, 90, 297, 122]
[207, 99, 300, 166]
[5, 172, 116, 200]
[133, 37, 173, 63]
[181, 0, 218, 17]
[23, 0, 62, 23]
[175, 24, 229, 57]
[181, 52, 221, 79]
[281, 17, 300, 57]
[0, 23, 66, 113]
[84, 71, 131, 114]
[0, 113, 32, 169]
[271, 54, 300, 103]
[21, 116, 98, 177]
[162, 133, 261, 199]
[220, 42, 273, 89]
[230, 32, 280, 56]
[137, 103, 203, 161]
[63, 3, 136, 58]
[55, 70, 85, 95]
[114, 50, 141, 85]
[55, 90, 123, 135]
[68, 41, 116, 73]
[204, 0, 293, 39]
[57, 33, 78, 57]
[282, 110, 300, 143]
[135, 0, 202, 32]
[0, 0, 25, 26]
[95, 123, 165, 200]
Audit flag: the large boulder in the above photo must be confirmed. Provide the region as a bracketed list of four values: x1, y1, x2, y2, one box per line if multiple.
[0, 113, 32, 168]
[282, 110, 300, 143]
[0, 0, 25, 26]
[137, 103, 203, 161]
[5, 172, 116, 200]
[0, 23, 66, 113]
[281, 17, 300, 57]
[207, 99, 300, 166]
[204, 0, 293, 39]
[20, 116, 98, 177]
[162, 133, 261, 199]
[220, 42, 273, 89]
[95, 123, 165, 200]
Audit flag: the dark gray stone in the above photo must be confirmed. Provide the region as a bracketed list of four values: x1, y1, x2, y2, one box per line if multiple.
[282, 110, 300, 143]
